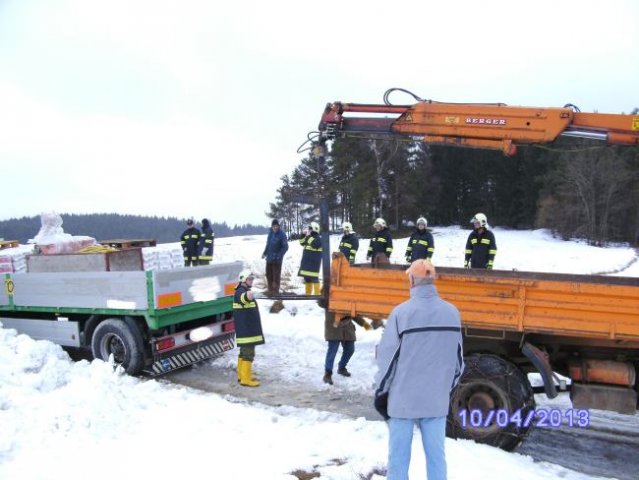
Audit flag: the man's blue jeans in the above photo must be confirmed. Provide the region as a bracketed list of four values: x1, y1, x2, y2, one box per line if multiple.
[387, 416, 447, 480]
[324, 340, 354, 373]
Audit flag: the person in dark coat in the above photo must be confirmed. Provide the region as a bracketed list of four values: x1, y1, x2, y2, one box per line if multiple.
[464, 213, 497, 269]
[234, 270, 265, 387]
[338, 221, 359, 264]
[323, 314, 371, 385]
[367, 217, 393, 265]
[180, 219, 201, 267]
[405, 216, 435, 263]
[262, 219, 289, 295]
[298, 221, 322, 295]
[199, 218, 215, 265]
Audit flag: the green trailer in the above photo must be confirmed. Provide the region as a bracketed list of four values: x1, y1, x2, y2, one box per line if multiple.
[1, 261, 243, 375]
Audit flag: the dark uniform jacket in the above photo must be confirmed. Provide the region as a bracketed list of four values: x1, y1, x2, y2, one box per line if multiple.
[339, 233, 359, 264]
[181, 227, 201, 262]
[298, 232, 322, 278]
[465, 228, 497, 269]
[199, 225, 215, 262]
[233, 284, 265, 346]
[405, 229, 435, 262]
[367, 227, 393, 260]
[263, 228, 289, 263]
[325, 315, 368, 342]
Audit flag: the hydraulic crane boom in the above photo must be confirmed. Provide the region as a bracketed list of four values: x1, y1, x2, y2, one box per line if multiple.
[317, 93, 639, 156]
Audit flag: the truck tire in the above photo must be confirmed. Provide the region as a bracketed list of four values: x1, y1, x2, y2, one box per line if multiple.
[91, 318, 145, 375]
[446, 354, 535, 451]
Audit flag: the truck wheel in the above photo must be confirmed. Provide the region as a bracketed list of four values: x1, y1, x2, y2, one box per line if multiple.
[91, 318, 145, 375]
[446, 354, 535, 451]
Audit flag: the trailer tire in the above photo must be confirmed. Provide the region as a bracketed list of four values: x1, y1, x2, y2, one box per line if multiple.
[91, 318, 145, 375]
[446, 354, 535, 451]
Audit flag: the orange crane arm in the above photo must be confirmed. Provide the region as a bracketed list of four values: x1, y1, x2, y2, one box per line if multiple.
[318, 99, 639, 156]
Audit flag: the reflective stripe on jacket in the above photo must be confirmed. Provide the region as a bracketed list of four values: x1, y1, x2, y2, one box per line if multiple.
[233, 284, 265, 346]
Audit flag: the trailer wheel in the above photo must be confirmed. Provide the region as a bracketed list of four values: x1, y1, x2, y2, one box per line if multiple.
[446, 354, 535, 451]
[91, 318, 145, 375]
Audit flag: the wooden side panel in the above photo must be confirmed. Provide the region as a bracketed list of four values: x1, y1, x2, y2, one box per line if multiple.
[329, 255, 639, 341]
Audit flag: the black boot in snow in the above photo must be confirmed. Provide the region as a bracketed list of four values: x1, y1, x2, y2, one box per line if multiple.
[323, 372, 333, 385]
[338, 367, 351, 377]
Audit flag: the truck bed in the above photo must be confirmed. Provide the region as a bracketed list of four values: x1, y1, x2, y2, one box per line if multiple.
[329, 254, 639, 343]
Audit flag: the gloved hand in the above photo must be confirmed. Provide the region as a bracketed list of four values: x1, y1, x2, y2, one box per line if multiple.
[261, 253, 266, 260]
[464, 260, 470, 268]
[362, 321, 372, 331]
[405, 256, 411, 264]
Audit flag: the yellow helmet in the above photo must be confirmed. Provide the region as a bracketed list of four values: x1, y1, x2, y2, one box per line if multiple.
[416, 216, 428, 227]
[310, 221, 320, 233]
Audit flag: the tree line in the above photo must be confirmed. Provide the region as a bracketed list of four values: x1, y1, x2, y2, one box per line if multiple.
[267, 135, 639, 246]
[0, 213, 268, 244]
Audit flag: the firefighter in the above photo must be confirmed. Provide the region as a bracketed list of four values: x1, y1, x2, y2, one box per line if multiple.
[405, 216, 434, 263]
[367, 217, 393, 265]
[298, 221, 322, 295]
[338, 221, 359, 264]
[234, 270, 264, 387]
[198, 218, 215, 265]
[180, 219, 201, 267]
[464, 213, 497, 269]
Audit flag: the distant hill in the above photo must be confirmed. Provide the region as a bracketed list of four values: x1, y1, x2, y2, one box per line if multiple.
[0, 213, 268, 244]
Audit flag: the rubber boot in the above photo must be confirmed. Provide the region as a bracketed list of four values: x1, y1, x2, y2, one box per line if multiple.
[312, 283, 321, 296]
[240, 360, 260, 387]
[238, 358, 258, 383]
[305, 282, 313, 295]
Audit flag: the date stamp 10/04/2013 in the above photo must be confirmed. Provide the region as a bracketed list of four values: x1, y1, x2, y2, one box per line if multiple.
[458, 408, 590, 429]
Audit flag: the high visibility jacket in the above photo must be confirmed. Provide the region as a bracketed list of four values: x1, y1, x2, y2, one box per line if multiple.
[181, 227, 202, 261]
[405, 229, 435, 262]
[199, 225, 215, 262]
[339, 233, 359, 264]
[464, 228, 497, 269]
[367, 227, 393, 260]
[298, 232, 322, 278]
[233, 284, 265, 346]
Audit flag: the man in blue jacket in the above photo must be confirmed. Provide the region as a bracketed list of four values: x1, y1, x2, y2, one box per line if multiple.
[375, 259, 464, 480]
[262, 219, 289, 295]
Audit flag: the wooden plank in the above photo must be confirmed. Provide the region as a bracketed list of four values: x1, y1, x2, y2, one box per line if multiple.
[99, 239, 157, 249]
[0, 240, 19, 250]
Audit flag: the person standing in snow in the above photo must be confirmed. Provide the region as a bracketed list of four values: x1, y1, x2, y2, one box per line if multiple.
[464, 213, 497, 269]
[180, 219, 201, 267]
[375, 259, 464, 480]
[322, 314, 371, 385]
[338, 221, 359, 264]
[262, 219, 289, 295]
[234, 270, 265, 387]
[298, 221, 322, 295]
[367, 218, 393, 265]
[404, 216, 434, 263]
[198, 218, 215, 265]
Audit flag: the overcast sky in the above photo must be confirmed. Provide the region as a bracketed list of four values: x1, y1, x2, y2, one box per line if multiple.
[1, 0, 637, 226]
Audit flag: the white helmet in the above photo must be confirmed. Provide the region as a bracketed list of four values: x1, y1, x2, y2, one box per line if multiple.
[342, 221, 353, 232]
[471, 213, 488, 228]
[373, 217, 386, 228]
[416, 216, 428, 227]
[309, 221, 320, 233]
[238, 269, 254, 282]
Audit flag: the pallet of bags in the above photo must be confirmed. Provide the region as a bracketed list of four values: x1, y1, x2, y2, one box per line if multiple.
[0, 245, 35, 273]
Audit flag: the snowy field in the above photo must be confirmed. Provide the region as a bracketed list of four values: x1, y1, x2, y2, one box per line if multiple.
[1, 227, 638, 479]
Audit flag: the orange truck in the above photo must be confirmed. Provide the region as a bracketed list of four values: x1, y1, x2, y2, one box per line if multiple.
[329, 253, 639, 449]
[308, 90, 639, 449]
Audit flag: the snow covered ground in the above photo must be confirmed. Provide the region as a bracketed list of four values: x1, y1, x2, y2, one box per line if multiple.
[1, 227, 637, 479]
